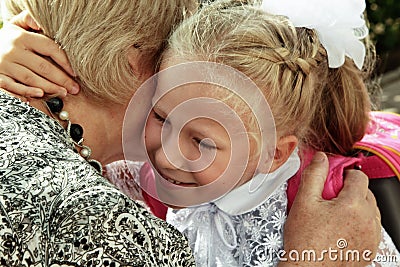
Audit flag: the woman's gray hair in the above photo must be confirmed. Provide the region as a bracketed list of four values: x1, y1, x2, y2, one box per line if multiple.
[4, 0, 195, 104]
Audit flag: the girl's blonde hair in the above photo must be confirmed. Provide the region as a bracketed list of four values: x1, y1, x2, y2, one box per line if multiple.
[166, 0, 373, 155]
[4, 0, 196, 104]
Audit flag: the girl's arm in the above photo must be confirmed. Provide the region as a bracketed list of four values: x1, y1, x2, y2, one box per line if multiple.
[0, 11, 80, 97]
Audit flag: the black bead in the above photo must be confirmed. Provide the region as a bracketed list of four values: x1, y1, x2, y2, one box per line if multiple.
[70, 124, 84, 142]
[89, 160, 102, 174]
[46, 97, 64, 113]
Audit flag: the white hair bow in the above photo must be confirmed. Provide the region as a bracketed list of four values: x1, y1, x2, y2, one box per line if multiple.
[261, 0, 368, 69]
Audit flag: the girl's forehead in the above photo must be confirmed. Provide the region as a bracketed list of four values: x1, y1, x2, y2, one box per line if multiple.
[153, 84, 258, 137]
[154, 59, 273, 129]
[154, 82, 243, 113]
[156, 57, 245, 98]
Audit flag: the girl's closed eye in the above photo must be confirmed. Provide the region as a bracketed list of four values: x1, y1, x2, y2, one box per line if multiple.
[153, 110, 166, 124]
[193, 137, 217, 150]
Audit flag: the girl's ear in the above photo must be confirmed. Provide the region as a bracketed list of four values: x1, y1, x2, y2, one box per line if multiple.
[269, 135, 298, 172]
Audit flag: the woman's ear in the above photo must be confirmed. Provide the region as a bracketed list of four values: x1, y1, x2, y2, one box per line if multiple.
[269, 135, 298, 172]
[127, 46, 141, 74]
[127, 45, 153, 80]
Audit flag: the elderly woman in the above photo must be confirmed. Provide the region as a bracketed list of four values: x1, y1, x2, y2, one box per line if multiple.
[0, 0, 383, 266]
[0, 0, 196, 265]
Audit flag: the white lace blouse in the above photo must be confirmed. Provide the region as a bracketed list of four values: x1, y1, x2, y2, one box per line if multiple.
[166, 151, 400, 267]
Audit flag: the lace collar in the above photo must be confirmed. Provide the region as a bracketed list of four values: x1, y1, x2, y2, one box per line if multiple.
[167, 149, 300, 266]
[213, 149, 300, 215]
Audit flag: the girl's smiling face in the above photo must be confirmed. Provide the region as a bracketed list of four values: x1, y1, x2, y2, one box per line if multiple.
[144, 80, 262, 206]
[142, 59, 293, 207]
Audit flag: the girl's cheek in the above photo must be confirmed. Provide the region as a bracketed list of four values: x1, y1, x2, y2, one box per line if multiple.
[144, 121, 161, 151]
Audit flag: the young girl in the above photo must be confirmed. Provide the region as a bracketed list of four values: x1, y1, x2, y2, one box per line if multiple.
[1, 0, 399, 266]
[140, 0, 400, 266]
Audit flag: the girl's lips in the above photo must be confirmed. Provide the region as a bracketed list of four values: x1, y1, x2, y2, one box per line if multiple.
[165, 177, 182, 185]
[159, 173, 198, 187]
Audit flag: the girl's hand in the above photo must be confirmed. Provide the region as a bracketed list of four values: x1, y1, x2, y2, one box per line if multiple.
[0, 11, 80, 98]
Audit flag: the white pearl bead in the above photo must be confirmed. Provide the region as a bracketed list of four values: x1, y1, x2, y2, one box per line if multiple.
[80, 147, 91, 158]
[59, 110, 69, 121]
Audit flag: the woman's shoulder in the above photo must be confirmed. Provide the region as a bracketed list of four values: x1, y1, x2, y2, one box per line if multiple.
[0, 91, 72, 151]
[52, 171, 195, 265]
[0, 92, 195, 265]
[0, 159, 195, 266]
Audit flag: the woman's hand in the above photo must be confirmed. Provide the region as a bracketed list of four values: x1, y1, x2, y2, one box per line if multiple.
[0, 11, 80, 98]
[280, 152, 381, 267]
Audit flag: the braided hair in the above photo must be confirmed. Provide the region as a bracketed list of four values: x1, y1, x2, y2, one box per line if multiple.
[165, 0, 372, 156]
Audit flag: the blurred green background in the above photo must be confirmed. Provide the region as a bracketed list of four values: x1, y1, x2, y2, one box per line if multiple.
[367, 0, 400, 73]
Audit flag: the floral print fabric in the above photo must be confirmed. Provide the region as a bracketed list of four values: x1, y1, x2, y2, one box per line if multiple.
[0, 92, 195, 266]
[167, 183, 288, 267]
[167, 181, 400, 267]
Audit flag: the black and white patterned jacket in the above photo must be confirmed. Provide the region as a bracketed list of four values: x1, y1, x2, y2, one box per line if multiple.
[0, 92, 195, 266]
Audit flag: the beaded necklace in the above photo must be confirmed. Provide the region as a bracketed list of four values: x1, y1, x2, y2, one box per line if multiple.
[44, 97, 103, 174]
